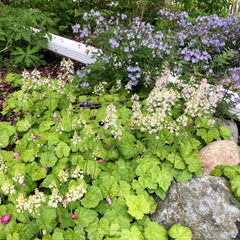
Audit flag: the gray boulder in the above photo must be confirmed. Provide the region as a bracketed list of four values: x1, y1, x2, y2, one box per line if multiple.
[151, 176, 240, 240]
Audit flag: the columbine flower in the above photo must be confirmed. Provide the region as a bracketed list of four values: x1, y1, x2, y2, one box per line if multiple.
[106, 197, 112, 205]
[0, 214, 11, 225]
[72, 214, 78, 219]
[61, 199, 68, 208]
[13, 152, 19, 159]
[53, 113, 58, 118]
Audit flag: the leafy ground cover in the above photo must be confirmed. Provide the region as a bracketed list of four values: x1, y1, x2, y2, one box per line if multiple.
[0, 1, 240, 239]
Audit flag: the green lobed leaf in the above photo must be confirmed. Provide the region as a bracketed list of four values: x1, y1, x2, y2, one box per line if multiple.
[81, 186, 103, 208]
[74, 206, 98, 228]
[40, 151, 58, 167]
[31, 167, 47, 181]
[39, 121, 55, 132]
[66, 226, 85, 240]
[55, 142, 70, 158]
[157, 169, 173, 192]
[219, 125, 230, 140]
[86, 218, 109, 240]
[21, 149, 35, 162]
[125, 194, 150, 220]
[168, 224, 192, 240]
[167, 153, 185, 170]
[144, 222, 168, 240]
[230, 175, 240, 199]
[120, 226, 144, 240]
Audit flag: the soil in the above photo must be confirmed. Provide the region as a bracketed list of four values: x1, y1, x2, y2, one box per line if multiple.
[0, 50, 84, 123]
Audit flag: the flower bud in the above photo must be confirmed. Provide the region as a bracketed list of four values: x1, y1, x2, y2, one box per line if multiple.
[72, 214, 78, 219]
[0, 214, 11, 225]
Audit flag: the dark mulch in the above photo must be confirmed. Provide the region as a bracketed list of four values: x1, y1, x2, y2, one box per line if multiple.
[0, 50, 84, 123]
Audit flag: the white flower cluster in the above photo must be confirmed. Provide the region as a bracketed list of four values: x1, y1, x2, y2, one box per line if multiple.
[71, 165, 84, 179]
[71, 131, 82, 145]
[1, 181, 15, 195]
[104, 104, 123, 139]
[66, 183, 86, 202]
[93, 81, 107, 96]
[58, 169, 69, 183]
[56, 122, 64, 134]
[0, 155, 7, 173]
[71, 114, 86, 130]
[155, 65, 170, 88]
[181, 78, 223, 118]
[16, 189, 45, 215]
[131, 86, 181, 134]
[48, 180, 62, 208]
[58, 58, 74, 83]
[12, 170, 24, 184]
[116, 79, 122, 91]
[22, 68, 66, 95]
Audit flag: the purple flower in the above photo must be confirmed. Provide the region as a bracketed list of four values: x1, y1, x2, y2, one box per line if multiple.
[234, 98, 240, 104]
[0, 214, 11, 225]
[102, 55, 109, 63]
[76, 70, 86, 78]
[232, 72, 239, 81]
[72, 24, 80, 34]
[121, 14, 127, 20]
[83, 12, 88, 21]
[80, 28, 89, 38]
[109, 39, 119, 48]
[234, 81, 239, 88]
[80, 82, 90, 87]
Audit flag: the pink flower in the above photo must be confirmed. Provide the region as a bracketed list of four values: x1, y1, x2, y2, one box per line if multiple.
[61, 199, 68, 205]
[53, 113, 58, 118]
[0, 214, 11, 225]
[106, 197, 112, 206]
[188, 123, 192, 127]
[13, 152, 19, 159]
[182, 108, 185, 112]
[56, 119, 61, 123]
[65, 168, 71, 172]
[98, 159, 104, 163]
[71, 214, 78, 219]
[20, 182, 26, 186]
[34, 135, 40, 140]
[44, 167, 49, 171]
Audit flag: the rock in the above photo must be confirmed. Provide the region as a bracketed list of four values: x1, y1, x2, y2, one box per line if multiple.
[151, 176, 240, 240]
[199, 140, 240, 175]
[216, 118, 239, 143]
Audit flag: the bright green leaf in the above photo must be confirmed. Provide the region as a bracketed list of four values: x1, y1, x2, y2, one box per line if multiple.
[144, 222, 168, 240]
[168, 224, 192, 240]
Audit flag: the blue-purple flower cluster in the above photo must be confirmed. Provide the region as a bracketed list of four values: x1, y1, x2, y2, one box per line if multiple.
[73, 9, 240, 89]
